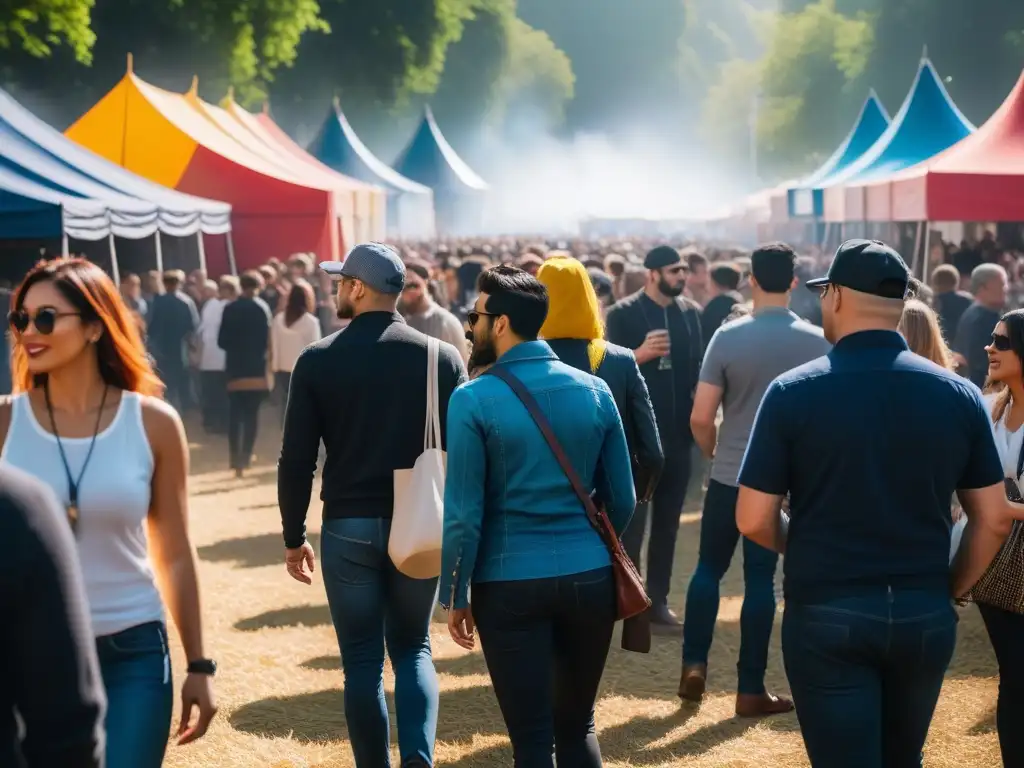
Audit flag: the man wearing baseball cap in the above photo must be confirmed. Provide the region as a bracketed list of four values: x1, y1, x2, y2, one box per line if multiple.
[278, 243, 467, 768]
[735, 239, 1011, 766]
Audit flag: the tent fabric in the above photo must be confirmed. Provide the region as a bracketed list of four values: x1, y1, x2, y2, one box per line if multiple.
[822, 59, 975, 223]
[66, 72, 341, 270]
[880, 68, 1024, 222]
[393, 107, 489, 194]
[0, 87, 230, 238]
[308, 101, 435, 238]
[0, 162, 111, 240]
[787, 91, 891, 219]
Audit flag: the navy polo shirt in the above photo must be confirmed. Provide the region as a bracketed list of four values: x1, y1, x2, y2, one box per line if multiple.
[738, 330, 1003, 603]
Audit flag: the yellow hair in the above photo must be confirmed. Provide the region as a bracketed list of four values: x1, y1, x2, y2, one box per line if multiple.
[537, 256, 607, 373]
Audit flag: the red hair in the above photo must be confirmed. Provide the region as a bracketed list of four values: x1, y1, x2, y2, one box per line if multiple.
[11, 258, 163, 396]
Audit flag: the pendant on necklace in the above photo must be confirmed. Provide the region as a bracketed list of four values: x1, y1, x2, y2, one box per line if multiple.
[67, 504, 79, 527]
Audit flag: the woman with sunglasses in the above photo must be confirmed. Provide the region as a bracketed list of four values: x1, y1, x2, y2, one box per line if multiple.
[975, 308, 1024, 766]
[0, 258, 217, 767]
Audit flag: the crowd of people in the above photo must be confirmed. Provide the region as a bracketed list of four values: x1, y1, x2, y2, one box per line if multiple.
[2, 230, 1024, 768]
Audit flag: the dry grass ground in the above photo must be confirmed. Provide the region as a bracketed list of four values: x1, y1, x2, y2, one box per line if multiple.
[163, 408, 1001, 767]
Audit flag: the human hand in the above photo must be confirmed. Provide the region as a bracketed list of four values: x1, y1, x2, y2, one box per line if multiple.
[285, 542, 316, 585]
[177, 673, 218, 745]
[636, 330, 670, 365]
[447, 607, 476, 650]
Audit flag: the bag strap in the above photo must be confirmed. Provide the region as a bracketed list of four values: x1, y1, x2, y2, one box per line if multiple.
[486, 365, 624, 555]
[424, 338, 442, 451]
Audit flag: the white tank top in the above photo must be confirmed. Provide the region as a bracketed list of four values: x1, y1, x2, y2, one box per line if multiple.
[0, 391, 164, 637]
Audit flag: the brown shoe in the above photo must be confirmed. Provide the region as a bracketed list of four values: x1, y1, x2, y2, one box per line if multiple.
[735, 692, 795, 718]
[677, 663, 707, 703]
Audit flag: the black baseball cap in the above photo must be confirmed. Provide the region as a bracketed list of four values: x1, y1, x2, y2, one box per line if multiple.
[806, 239, 910, 299]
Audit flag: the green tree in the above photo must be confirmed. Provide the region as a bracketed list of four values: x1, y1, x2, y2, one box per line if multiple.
[0, 0, 95, 63]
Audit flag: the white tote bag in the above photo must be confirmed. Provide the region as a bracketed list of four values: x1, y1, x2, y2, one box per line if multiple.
[390, 337, 446, 578]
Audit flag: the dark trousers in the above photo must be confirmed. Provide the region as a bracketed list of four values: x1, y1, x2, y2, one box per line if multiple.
[782, 589, 957, 768]
[200, 371, 228, 433]
[978, 602, 1024, 766]
[275, 371, 292, 427]
[682, 479, 778, 694]
[473, 567, 617, 768]
[159, 362, 192, 413]
[621, 446, 691, 607]
[227, 390, 264, 470]
[320, 518, 438, 768]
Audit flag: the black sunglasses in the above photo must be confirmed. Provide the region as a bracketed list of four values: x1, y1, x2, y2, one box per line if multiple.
[991, 332, 1013, 352]
[467, 310, 498, 327]
[9, 307, 81, 335]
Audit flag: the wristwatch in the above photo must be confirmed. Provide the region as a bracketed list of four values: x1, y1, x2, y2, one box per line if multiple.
[187, 658, 217, 676]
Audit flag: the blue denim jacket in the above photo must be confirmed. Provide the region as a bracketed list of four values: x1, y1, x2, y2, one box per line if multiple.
[440, 341, 636, 610]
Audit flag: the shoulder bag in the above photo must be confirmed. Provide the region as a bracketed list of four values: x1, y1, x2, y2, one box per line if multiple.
[486, 366, 652, 625]
[390, 337, 446, 579]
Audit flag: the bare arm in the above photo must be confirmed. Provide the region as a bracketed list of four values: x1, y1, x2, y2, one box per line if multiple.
[736, 486, 788, 554]
[953, 483, 1015, 597]
[690, 382, 723, 459]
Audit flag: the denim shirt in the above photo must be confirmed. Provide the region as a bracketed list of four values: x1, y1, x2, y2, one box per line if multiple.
[440, 341, 636, 610]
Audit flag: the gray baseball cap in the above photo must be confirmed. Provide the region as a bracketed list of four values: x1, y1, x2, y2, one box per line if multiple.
[320, 243, 406, 294]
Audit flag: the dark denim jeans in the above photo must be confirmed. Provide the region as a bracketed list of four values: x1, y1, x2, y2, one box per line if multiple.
[472, 567, 617, 768]
[227, 390, 264, 470]
[782, 589, 957, 768]
[978, 601, 1024, 766]
[95, 621, 173, 768]
[320, 518, 439, 768]
[200, 370, 228, 433]
[682, 479, 778, 694]
[622, 447, 691, 608]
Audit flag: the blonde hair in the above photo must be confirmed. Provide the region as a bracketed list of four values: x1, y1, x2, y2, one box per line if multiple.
[536, 255, 607, 372]
[899, 299, 955, 371]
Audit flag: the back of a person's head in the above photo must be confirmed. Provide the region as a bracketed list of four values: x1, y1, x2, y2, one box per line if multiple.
[536, 256, 603, 342]
[239, 270, 263, 294]
[710, 263, 742, 292]
[477, 265, 548, 341]
[750, 242, 797, 293]
[971, 263, 1007, 295]
[930, 264, 960, 293]
[162, 269, 185, 291]
[684, 249, 708, 272]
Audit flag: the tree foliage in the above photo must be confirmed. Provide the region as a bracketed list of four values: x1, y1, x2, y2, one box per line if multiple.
[0, 0, 95, 63]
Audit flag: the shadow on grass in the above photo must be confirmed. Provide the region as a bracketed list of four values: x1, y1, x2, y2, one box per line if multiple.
[199, 532, 321, 569]
[235, 604, 332, 632]
[969, 705, 996, 735]
[190, 467, 279, 496]
[230, 684, 503, 744]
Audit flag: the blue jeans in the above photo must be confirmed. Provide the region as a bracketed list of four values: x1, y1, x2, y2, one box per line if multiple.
[682, 480, 778, 694]
[782, 589, 957, 768]
[320, 518, 439, 768]
[95, 621, 173, 768]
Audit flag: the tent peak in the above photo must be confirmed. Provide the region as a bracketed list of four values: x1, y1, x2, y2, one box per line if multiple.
[921, 44, 929, 61]
[188, 75, 199, 97]
[262, 100, 270, 116]
[332, 94, 341, 111]
[226, 85, 235, 103]
[126, 52, 134, 75]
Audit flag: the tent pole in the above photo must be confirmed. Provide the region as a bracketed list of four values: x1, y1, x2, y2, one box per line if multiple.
[225, 231, 238, 276]
[108, 234, 121, 287]
[911, 221, 925, 280]
[196, 231, 207, 274]
[61, 232, 69, 258]
[154, 232, 164, 273]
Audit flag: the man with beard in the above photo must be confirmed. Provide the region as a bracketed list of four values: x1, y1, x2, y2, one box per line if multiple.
[605, 245, 704, 629]
[277, 243, 466, 768]
[400, 260, 469, 361]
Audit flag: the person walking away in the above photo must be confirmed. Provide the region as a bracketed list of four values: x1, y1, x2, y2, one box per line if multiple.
[197, 276, 235, 435]
[700, 263, 743, 343]
[606, 245, 703, 629]
[271, 280, 321, 425]
[0, 464, 106, 768]
[954, 263, 1008, 387]
[0, 258, 217, 768]
[146, 270, 199, 412]
[278, 243, 466, 768]
[735, 239, 1012, 768]
[400, 260, 469, 361]
[442, 265, 636, 767]
[218, 270, 272, 477]
[929, 264, 972, 343]
[683, 242, 829, 717]
[684, 249, 710, 307]
[971, 308, 1024, 766]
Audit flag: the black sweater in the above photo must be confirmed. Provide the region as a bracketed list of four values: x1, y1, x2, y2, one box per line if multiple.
[218, 295, 272, 381]
[0, 466, 105, 768]
[278, 311, 467, 548]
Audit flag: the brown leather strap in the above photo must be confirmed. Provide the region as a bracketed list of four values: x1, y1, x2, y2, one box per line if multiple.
[486, 365, 624, 556]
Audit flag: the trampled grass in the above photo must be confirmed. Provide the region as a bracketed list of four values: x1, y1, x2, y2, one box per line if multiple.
[163, 411, 1000, 767]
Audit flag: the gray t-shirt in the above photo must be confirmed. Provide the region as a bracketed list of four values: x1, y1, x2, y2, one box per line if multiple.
[700, 306, 831, 486]
[403, 302, 469, 361]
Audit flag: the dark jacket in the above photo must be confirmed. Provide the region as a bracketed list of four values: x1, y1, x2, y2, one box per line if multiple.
[278, 311, 467, 548]
[701, 291, 742, 343]
[547, 338, 664, 501]
[218, 295, 272, 383]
